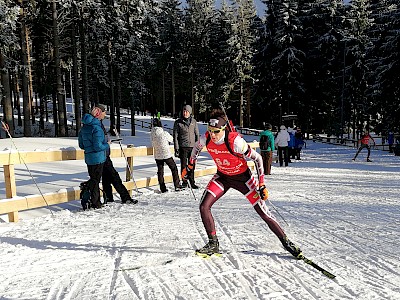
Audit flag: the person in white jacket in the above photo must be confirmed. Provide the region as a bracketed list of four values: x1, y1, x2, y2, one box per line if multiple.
[151, 119, 183, 192]
[274, 125, 290, 167]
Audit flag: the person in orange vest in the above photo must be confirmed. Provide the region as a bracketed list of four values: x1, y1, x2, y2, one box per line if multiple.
[352, 131, 376, 162]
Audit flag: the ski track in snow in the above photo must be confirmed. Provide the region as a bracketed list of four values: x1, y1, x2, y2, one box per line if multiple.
[1, 133, 400, 299]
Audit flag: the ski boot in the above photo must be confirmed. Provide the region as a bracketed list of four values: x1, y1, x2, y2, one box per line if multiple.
[281, 236, 303, 259]
[367, 158, 372, 162]
[196, 235, 220, 257]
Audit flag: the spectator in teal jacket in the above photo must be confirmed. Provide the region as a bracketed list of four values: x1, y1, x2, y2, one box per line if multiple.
[259, 123, 275, 175]
[78, 105, 109, 208]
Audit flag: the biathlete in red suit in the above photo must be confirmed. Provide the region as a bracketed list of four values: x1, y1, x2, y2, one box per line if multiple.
[352, 131, 375, 162]
[181, 108, 302, 258]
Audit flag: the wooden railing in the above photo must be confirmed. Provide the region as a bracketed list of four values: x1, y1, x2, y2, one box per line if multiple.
[0, 142, 259, 222]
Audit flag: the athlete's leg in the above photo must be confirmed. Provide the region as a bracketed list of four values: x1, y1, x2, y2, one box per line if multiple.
[199, 173, 226, 236]
[367, 145, 371, 159]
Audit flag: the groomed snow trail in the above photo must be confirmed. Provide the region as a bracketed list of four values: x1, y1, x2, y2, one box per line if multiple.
[0, 142, 399, 300]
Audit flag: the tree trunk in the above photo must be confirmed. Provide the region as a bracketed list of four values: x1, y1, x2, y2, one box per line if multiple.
[246, 80, 251, 127]
[72, 17, 81, 135]
[162, 71, 166, 114]
[80, 17, 90, 114]
[52, 88, 58, 136]
[239, 79, 244, 127]
[19, 1, 32, 136]
[11, 70, 22, 126]
[131, 94, 135, 136]
[52, 0, 66, 136]
[0, 51, 14, 135]
[108, 42, 115, 134]
[116, 74, 121, 133]
[172, 64, 176, 117]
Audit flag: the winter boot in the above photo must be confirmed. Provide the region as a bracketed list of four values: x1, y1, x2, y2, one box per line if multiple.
[189, 182, 199, 189]
[160, 183, 167, 193]
[367, 158, 372, 162]
[196, 235, 220, 256]
[121, 198, 138, 204]
[281, 236, 302, 259]
[175, 184, 184, 191]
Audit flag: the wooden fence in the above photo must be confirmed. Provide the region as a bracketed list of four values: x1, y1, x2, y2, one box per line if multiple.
[0, 142, 259, 223]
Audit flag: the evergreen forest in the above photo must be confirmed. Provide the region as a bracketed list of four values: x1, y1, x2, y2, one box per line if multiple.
[0, 0, 399, 138]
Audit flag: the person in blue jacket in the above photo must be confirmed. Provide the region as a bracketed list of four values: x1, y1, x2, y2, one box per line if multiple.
[287, 127, 295, 162]
[78, 105, 110, 208]
[294, 128, 305, 160]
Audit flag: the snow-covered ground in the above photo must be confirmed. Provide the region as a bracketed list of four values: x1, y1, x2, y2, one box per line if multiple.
[0, 115, 399, 299]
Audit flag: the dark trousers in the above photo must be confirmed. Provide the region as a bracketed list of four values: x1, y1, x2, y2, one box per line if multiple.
[102, 156, 131, 202]
[353, 144, 371, 159]
[87, 163, 104, 208]
[179, 147, 196, 184]
[156, 157, 180, 188]
[295, 147, 302, 160]
[277, 146, 289, 166]
[290, 147, 296, 160]
[261, 151, 273, 175]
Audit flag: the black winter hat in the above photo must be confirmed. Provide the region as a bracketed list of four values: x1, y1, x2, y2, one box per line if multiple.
[152, 118, 162, 127]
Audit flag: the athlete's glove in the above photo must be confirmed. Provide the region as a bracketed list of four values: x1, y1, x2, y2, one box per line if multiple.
[181, 163, 194, 180]
[259, 184, 269, 200]
[174, 149, 180, 158]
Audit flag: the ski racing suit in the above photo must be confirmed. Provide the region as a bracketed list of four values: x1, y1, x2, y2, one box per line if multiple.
[189, 131, 286, 240]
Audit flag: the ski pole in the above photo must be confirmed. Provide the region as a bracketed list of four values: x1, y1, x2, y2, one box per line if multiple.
[219, 101, 234, 132]
[186, 179, 198, 201]
[1, 121, 54, 216]
[111, 130, 142, 195]
[268, 199, 290, 227]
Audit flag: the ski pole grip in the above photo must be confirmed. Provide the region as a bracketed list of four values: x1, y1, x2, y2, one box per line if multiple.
[111, 138, 123, 142]
[1, 121, 9, 131]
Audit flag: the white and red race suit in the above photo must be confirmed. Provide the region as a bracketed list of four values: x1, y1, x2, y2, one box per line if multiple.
[189, 131, 286, 240]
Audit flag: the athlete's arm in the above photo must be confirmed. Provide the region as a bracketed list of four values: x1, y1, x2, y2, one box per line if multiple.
[189, 134, 207, 163]
[233, 136, 265, 185]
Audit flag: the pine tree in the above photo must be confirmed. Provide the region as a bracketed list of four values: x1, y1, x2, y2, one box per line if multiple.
[270, 0, 305, 124]
[228, 0, 257, 127]
[156, 0, 184, 116]
[345, 0, 372, 132]
[183, 0, 217, 114]
[367, 0, 400, 131]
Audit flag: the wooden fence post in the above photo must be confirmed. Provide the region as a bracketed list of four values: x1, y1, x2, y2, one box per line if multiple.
[4, 164, 17, 198]
[125, 144, 134, 197]
[4, 164, 18, 222]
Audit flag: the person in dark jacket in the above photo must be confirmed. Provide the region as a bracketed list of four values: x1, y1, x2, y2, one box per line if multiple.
[99, 106, 137, 204]
[173, 105, 200, 189]
[78, 105, 110, 208]
[388, 130, 394, 153]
